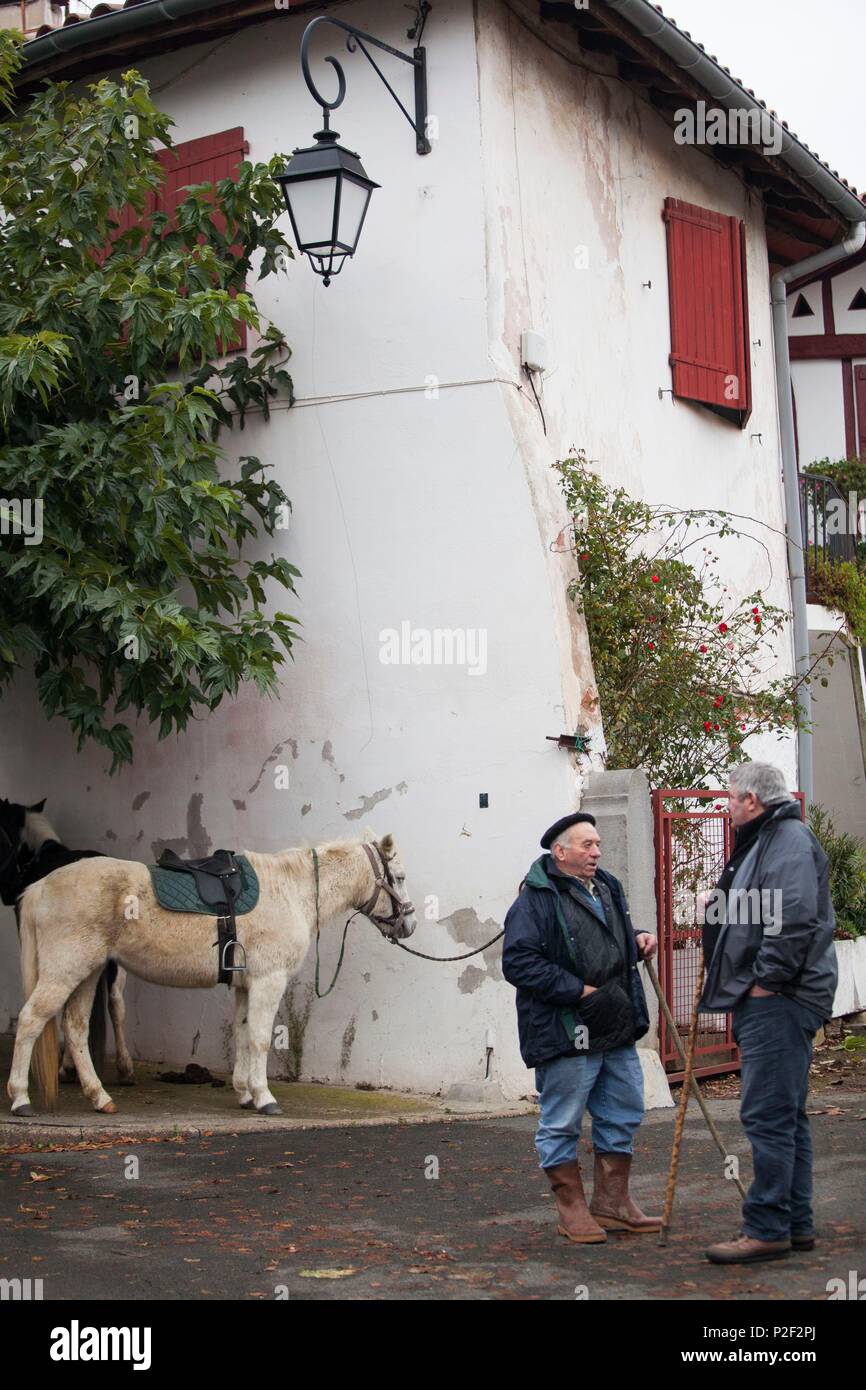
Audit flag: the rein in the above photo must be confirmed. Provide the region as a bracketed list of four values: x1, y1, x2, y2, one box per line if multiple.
[311, 844, 503, 993]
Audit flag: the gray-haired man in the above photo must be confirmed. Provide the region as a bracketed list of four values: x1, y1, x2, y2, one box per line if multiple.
[700, 762, 838, 1265]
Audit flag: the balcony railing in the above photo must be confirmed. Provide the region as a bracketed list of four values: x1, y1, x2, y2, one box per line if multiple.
[799, 472, 857, 602]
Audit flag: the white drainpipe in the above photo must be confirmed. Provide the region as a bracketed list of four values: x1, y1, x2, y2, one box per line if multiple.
[771, 222, 866, 805]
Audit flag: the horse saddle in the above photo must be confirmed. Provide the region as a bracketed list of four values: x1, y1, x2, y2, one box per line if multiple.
[150, 849, 259, 985]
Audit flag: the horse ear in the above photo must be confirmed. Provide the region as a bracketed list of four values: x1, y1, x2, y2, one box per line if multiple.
[378, 833, 395, 860]
[28, 799, 46, 813]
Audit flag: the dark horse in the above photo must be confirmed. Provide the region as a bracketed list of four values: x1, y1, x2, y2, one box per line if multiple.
[0, 798, 134, 1085]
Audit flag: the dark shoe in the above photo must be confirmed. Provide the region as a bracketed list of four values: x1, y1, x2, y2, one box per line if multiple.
[590, 1151, 662, 1233]
[791, 1232, 816, 1251]
[544, 1160, 607, 1244]
[706, 1234, 791, 1264]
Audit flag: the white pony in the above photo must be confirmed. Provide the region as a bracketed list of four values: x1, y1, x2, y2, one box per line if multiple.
[8, 831, 415, 1117]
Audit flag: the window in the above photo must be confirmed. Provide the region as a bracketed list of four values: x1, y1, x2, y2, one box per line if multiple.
[792, 293, 815, 318]
[663, 197, 752, 426]
[849, 287, 866, 311]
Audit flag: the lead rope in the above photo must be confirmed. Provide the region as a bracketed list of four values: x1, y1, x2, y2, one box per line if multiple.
[387, 933, 503, 961]
[312, 847, 353, 998]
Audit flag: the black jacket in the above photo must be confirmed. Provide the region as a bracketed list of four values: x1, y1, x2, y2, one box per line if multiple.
[700, 800, 838, 1020]
[502, 855, 650, 1068]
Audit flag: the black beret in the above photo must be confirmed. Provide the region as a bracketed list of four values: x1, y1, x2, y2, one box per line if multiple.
[541, 812, 596, 850]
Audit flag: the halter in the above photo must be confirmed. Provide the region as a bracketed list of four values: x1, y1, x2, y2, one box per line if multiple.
[310, 842, 415, 997]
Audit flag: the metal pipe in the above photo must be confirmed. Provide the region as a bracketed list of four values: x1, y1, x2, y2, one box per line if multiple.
[771, 221, 866, 805]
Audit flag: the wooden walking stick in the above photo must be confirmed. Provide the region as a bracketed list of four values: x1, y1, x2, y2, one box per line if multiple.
[658, 964, 705, 1246]
[644, 957, 746, 1202]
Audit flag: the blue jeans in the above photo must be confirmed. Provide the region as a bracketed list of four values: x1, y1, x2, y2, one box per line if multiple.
[534, 1045, 645, 1169]
[732, 992, 824, 1242]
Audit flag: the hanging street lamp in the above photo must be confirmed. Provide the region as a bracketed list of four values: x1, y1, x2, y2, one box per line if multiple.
[275, 3, 432, 285]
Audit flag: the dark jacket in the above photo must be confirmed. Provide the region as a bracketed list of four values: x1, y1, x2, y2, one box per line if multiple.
[502, 855, 650, 1069]
[700, 799, 838, 1020]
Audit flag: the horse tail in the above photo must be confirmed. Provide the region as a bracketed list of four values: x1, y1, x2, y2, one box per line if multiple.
[19, 886, 59, 1111]
[88, 968, 109, 1077]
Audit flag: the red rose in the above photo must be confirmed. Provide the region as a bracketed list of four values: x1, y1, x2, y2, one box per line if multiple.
[752, 607, 759, 614]
[714, 723, 721, 731]
[718, 622, 728, 633]
[651, 575, 660, 584]
[647, 642, 655, 650]
[704, 721, 712, 731]
[699, 644, 708, 653]
[714, 696, 724, 707]
[580, 553, 589, 561]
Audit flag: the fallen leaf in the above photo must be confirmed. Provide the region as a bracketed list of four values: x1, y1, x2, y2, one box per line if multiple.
[28, 1172, 52, 1182]
[298, 1268, 357, 1279]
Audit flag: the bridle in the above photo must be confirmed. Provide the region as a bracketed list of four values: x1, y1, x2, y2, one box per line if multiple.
[356, 842, 415, 934]
[310, 842, 416, 998]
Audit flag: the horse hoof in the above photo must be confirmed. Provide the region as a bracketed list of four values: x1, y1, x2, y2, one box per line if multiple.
[98, 1100, 118, 1114]
[115, 1076, 136, 1087]
[59, 1069, 77, 1085]
[11, 1104, 35, 1118]
[256, 1103, 283, 1116]
[240, 1099, 255, 1110]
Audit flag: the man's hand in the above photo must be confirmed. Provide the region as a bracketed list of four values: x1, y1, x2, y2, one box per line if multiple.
[749, 984, 775, 997]
[580, 984, 597, 998]
[635, 932, 657, 961]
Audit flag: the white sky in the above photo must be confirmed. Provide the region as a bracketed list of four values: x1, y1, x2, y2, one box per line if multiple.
[664, 0, 866, 192]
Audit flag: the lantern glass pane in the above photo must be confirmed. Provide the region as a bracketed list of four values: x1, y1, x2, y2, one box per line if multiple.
[335, 177, 371, 252]
[286, 175, 338, 249]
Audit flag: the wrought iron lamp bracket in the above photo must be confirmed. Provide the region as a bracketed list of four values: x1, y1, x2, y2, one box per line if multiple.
[300, 5, 432, 155]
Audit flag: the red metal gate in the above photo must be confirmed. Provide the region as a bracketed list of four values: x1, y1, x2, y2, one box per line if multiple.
[652, 787, 805, 1081]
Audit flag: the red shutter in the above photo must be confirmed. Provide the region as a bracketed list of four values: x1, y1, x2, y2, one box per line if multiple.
[157, 128, 248, 352]
[663, 198, 752, 426]
[105, 128, 248, 352]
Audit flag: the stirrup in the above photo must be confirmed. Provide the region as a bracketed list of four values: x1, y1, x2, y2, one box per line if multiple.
[220, 940, 247, 973]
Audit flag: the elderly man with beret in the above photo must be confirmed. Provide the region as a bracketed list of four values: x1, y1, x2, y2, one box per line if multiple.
[503, 811, 661, 1244]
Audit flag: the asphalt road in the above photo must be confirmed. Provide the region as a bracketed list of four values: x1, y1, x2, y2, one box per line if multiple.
[1, 1100, 864, 1302]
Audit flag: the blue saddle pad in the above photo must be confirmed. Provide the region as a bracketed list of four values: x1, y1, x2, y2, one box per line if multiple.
[149, 854, 259, 916]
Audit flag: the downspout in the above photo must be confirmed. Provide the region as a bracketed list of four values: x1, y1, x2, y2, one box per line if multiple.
[771, 221, 866, 806]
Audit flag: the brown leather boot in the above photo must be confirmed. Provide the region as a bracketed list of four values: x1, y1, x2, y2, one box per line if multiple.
[589, 1151, 662, 1232]
[545, 1160, 607, 1244]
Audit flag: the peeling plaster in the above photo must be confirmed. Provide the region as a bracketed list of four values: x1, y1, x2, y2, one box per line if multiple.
[371, 1009, 378, 1022]
[246, 736, 298, 795]
[232, 799, 246, 811]
[152, 792, 212, 861]
[301, 803, 312, 816]
[457, 964, 488, 995]
[343, 787, 392, 821]
[105, 829, 116, 840]
[132, 791, 150, 811]
[396, 781, 408, 795]
[442, 907, 504, 990]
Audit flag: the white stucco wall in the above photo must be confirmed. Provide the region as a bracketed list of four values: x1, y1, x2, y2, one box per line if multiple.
[474, 0, 797, 783]
[1, 0, 596, 1101]
[1, 0, 802, 1102]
